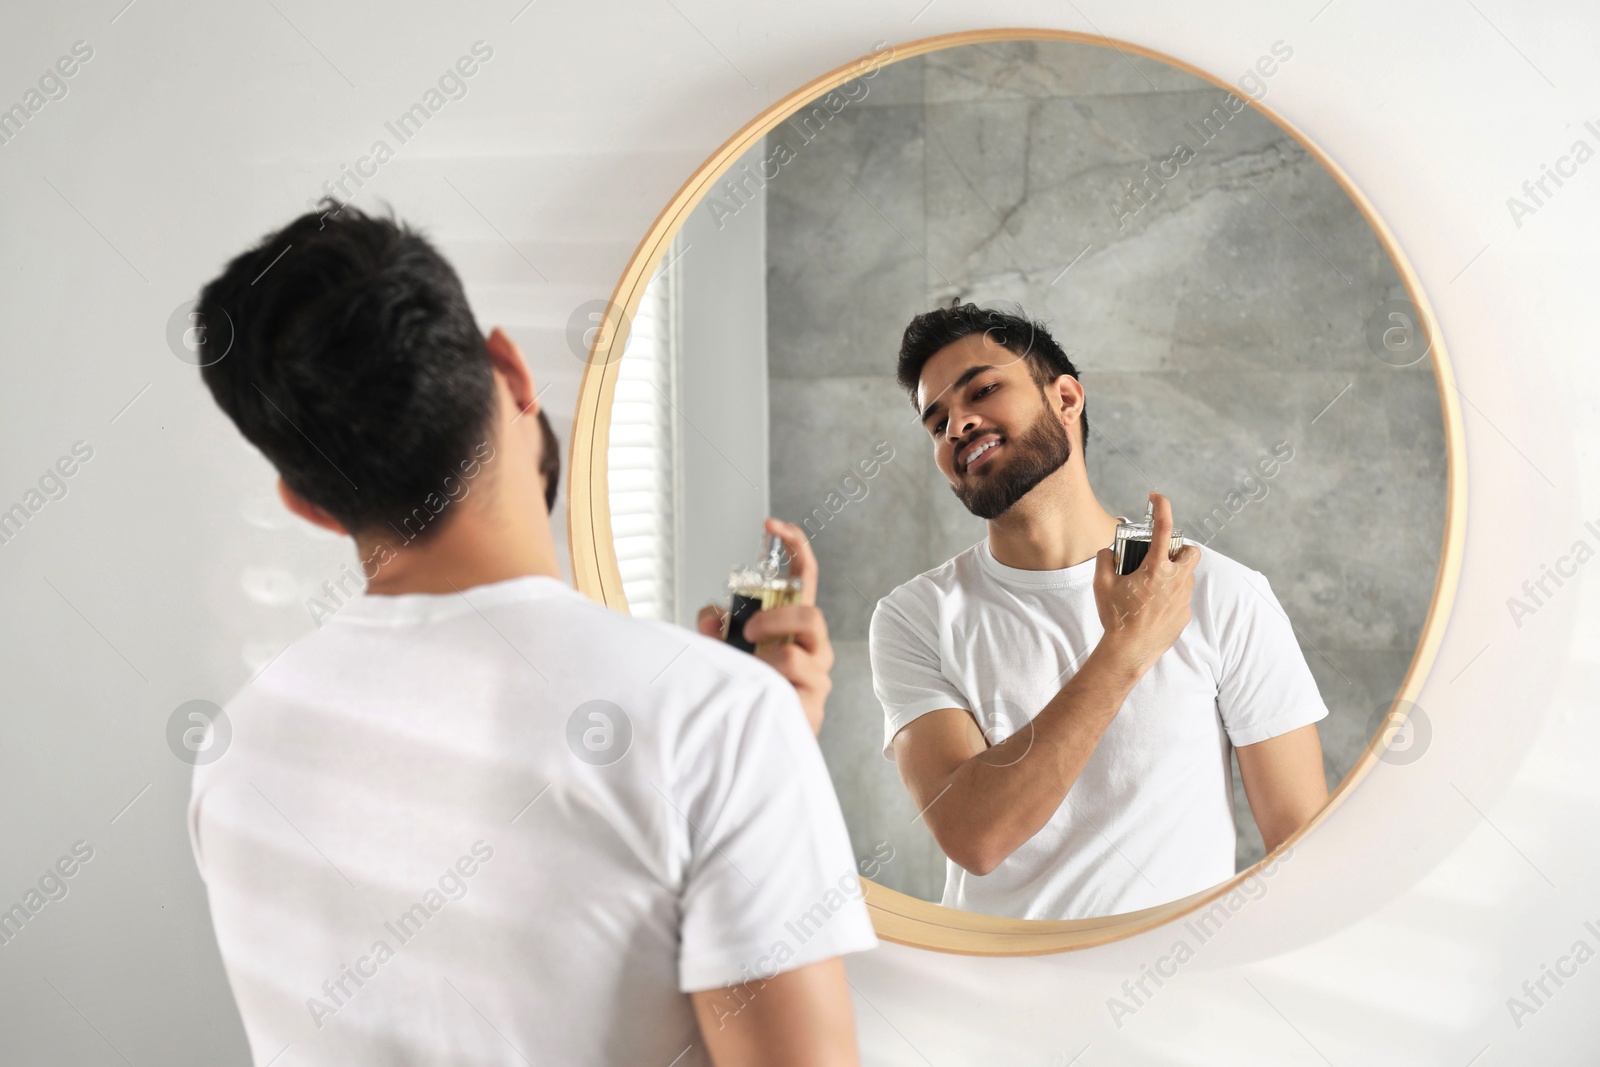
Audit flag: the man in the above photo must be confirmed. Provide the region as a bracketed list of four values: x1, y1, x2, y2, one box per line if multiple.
[871, 303, 1330, 921]
[186, 203, 875, 1066]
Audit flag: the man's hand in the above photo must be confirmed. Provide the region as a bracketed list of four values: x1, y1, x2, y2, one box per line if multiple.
[697, 518, 834, 737]
[1092, 491, 1200, 677]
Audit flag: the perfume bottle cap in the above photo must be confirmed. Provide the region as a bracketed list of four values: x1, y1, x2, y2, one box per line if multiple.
[1115, 499, 1185, 544]
[1115, 501, 1153, 539]
[759, 531, 788, 579]
[729, 531, 794, 595]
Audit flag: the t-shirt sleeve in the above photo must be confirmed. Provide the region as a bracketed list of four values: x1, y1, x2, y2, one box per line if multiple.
[1213, 565, 1331, 747]
[869, 589, 970, 760]
[673, 671, 878, 994]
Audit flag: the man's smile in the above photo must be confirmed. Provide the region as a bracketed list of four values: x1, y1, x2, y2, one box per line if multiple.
[960, 435, 1003, 472]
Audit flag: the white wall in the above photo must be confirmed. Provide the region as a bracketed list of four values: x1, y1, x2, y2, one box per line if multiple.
[0, 1, 1594, 1063]
[674, 169, 771, 629]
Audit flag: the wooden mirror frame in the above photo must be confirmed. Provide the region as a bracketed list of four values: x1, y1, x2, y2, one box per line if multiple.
[566, 27, 1467, 955]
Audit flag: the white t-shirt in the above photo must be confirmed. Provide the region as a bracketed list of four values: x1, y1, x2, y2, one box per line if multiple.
[188, 574, 876, 1067]
[869, 538, 1327, 921]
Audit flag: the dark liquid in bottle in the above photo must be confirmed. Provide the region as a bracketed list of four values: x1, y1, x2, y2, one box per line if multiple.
[724, 592, 764, 654]
[1118, 537, 1151, 575]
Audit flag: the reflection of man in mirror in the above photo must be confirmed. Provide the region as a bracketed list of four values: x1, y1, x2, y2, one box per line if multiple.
[185, 202, 876, 1064]
[871, 303, 1330, 920]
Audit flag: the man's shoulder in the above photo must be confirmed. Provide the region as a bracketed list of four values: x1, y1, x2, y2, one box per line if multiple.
[263, 583, 786, 711]
[1186, 541, 1277, 623]
[505, 594, 789, 704]
[1189, 540, 1266, 586]
[625, 613, 788, 690]
[873, 541, 984, 620]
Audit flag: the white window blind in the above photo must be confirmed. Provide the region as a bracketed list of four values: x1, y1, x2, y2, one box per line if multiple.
[605, 242, 681, 621]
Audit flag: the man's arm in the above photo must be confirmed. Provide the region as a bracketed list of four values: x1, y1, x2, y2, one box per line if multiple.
[691, 958, 859, 1067]
[679, 520, 871, 1065]
[891, 642, 1141, 875]
[1234, 723, 1328, 853]
[892, 495, 1199, 877]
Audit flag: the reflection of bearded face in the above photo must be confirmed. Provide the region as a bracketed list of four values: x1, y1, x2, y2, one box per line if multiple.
[951, 388, 1074, 520]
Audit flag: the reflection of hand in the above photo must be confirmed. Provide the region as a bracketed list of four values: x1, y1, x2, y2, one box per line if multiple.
[695, 603, 728, 641]
[1092, 492, 1199, 677]
[695, 518, 833, 737]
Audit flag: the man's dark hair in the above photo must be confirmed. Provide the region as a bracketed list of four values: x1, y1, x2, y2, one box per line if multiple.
[196, 200, 557, 542]
[896, 303, 1088, 457]
[537, 406, 560, 514]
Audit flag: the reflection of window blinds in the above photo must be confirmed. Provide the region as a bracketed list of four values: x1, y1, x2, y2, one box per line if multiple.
[606, 251, 678, 621]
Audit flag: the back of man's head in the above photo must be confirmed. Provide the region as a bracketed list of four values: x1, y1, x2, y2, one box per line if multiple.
[195, 201, 552, 543]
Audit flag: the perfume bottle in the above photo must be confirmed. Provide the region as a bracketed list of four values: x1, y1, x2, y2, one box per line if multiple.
[1113, 501, 1186, 575]
[724, 532, 803, 655]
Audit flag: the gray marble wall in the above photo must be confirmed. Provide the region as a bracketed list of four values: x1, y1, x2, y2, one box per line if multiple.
[761, 40, 1447, 904]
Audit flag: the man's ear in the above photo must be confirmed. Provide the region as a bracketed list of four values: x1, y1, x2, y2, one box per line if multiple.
[485, 326, 539, 420]
[1052, 374, 1084, 426]
[277, 477, 349, 535]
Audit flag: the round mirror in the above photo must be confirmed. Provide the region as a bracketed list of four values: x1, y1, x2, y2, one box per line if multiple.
[569, 29, 1463, 952]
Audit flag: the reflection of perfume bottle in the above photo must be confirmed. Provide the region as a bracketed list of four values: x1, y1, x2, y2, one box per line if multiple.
[724, 532, 803, 655]
[1113, 501, 1186, 575]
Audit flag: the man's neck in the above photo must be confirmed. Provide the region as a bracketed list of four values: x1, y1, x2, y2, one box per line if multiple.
[985, 464, 1120, 572]
[356, 492, 563, 597]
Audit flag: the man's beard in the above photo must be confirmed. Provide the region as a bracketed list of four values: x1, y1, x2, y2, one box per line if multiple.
[951, 403, 1073, 521]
